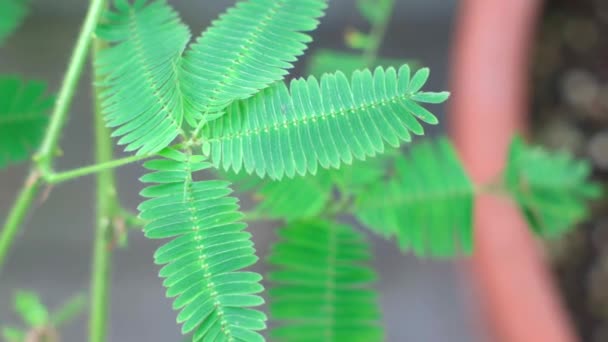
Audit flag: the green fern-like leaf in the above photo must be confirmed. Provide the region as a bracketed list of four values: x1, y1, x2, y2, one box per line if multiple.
[180, 0, 327, 124]
[221, 168, 333, 222]
[14, 291, 48, 328]
[327, 146, 397, 194]
[96, 0, 190, 155]
[223, 149, 395, 221]
[268, 220, 383, 341]
[204, 65, 448, 180]
[0, 76, 52, 169]
[139, 149, 266, 341]
[505, 136, 601, 237]
[356, 138, 474, 257]
[249, 171, 334, 221]
[0, 0, 28, 45]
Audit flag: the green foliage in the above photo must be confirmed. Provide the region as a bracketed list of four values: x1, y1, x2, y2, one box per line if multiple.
[96, 0, 190, 155]
[325, 149, 391, 194]
[88, 1, 595, 341]
[139, 149, 266, 341]
[96, 0, 327, 156]
[307, 49, 415, 78]
[1, 291, 85, 342]
[205, 66, 448, 179]
[347, 0, 393, 52]
[250, 172, 333, 221]
[268, 221, 383, 342]
[0, 0, 601, 341]
[356, 138, 474, 257]
[356, 0, 393, 26]
[0, 76, 53, 169]
[224, 149, 393, 222]
[1, 326, 24, 342]
[0, 0, 29, 46]
[505, 136, 601, 237]
[14, 291, 49, 328]
[180, 0, 327, 123]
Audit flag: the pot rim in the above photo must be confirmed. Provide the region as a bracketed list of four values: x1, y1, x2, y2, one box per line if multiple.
[449, 1, 576, 341]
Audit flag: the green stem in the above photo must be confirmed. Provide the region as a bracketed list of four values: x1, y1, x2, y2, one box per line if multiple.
[89, 37, 114, 342]
[0, 172, 42, 271]
[0, 0, 106, 275]
[362, 0, 395, 66]
[46, 154, 151, 184]
[35, 0, 107, 176]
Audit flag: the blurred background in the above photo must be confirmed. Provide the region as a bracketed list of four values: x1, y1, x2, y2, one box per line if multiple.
[0, 0, 480, 341]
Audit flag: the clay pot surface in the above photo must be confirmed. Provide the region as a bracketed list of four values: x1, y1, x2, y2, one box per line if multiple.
[450, 1, 576, 341]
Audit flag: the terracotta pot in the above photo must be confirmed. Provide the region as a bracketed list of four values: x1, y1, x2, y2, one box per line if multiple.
[449, 1, 577, 341]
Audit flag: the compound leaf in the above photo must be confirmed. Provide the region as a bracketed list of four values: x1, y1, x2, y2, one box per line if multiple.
[237, 170, 334, 221]
[139, 149, 266, 341]
[505, 136, 601, 237]
[224, 149, 395, 222]
[0, 76, 52, 169]
[96, 0, 190, 155]
[205, 65, 448, 180]
[181, 0, 328, 124]
[268, 220, 383, 341]
[356, 138, 474, 257]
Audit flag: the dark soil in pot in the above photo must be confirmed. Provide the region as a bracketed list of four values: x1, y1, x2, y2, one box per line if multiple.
[531, 0, 608, 341]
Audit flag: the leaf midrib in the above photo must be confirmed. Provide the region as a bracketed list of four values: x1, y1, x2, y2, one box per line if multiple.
[182, 160, 233, 341]
[127, 7, 182, 134]
[207, 92, 418, 143]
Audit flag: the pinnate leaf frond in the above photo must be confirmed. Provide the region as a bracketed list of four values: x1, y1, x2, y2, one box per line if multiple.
[223, 149, 395, 222]
[239, 170, 334, 221]
[205, 65, 449, 180]
[268, 221, 383, 342]
[180, 0, 327, 123]
[356, 138, 474, 257]
[96, 0, 190, 155]
[505, 136, 601, 237]
[139, 149, 266, 341]
[0, 76, 52, 169]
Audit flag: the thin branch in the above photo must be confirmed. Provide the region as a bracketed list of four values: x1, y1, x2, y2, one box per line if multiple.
[0, 172, 42, 270]
[34, 0, 107, 176]
[45, 154, 152, 184]
[0, 0, 107, 275]
[89, 35, 114, 342]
